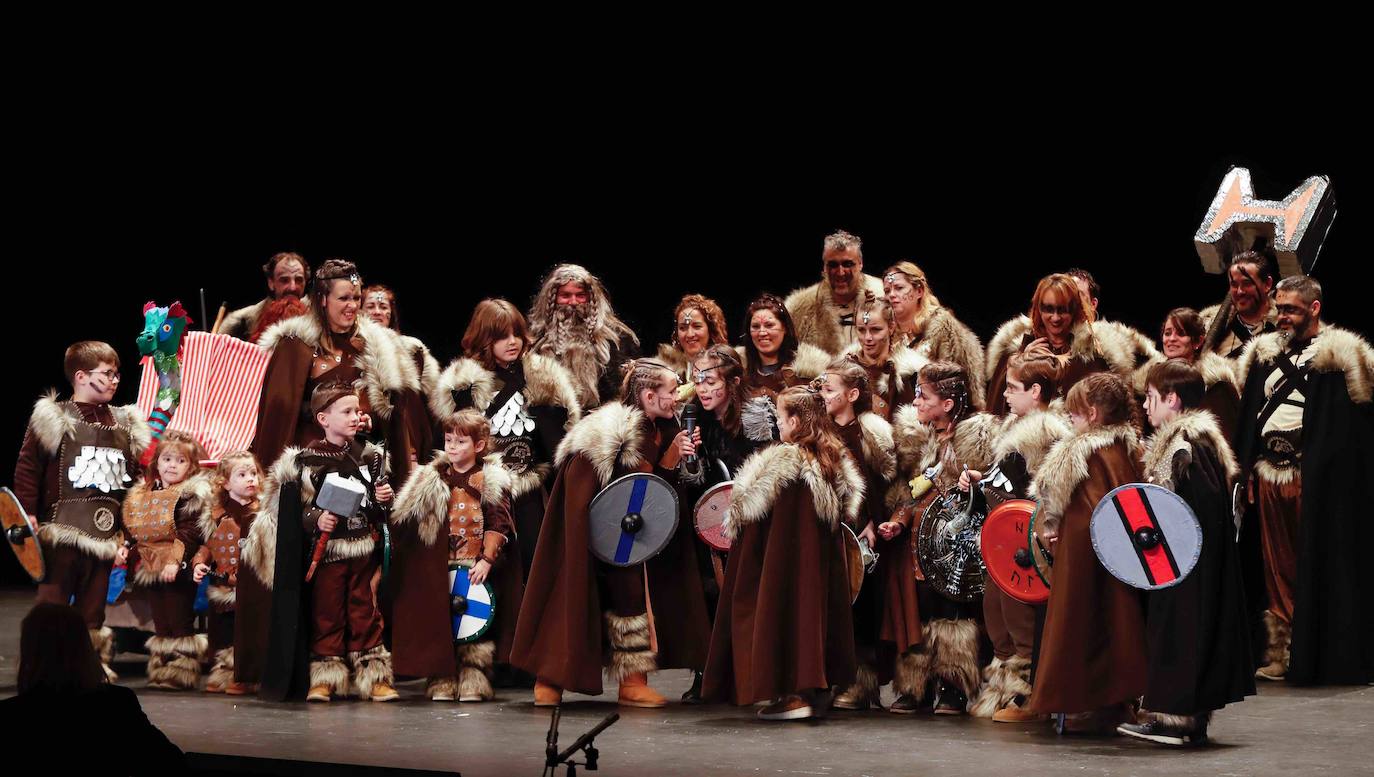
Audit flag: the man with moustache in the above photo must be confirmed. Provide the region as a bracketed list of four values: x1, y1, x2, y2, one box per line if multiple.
[1201, 251, 1279, 360]
[1234, 275, 1374, 686]
[526, 264, 640, 409]
[220, 252, 311, 342]
[786, 230, 887, 356]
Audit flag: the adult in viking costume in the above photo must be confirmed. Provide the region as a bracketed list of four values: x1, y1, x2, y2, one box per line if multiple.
[1201, 251, 1279, 361]
[785, 229, 886, 356]
[1235, 275, 1374, 685]
[739, 294, 831, 400]
[526, 263, 640, 410]
[219, 251, 310, 342]
[842, 296, 925, 422]
[656, 294, 730, 384]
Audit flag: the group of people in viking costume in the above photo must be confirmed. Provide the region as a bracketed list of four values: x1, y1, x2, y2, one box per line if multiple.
[12, 231, 1370, 750]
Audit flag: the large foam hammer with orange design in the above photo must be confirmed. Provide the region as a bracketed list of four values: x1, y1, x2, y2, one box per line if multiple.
[1194, 167, 1337, 278]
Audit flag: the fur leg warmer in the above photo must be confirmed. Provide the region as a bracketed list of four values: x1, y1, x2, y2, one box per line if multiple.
[349, 644, 395, 699]
[604, 612, 657, 683]
[457, 640, 496, 701]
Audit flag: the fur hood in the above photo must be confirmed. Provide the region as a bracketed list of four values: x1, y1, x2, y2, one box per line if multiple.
[723, 442, 865, 539]
[391, 452, 515, 548]
[241, 441, 384, 590]
[428, 353, 582, 428]
[736, 341, 833, 386]
[891, 405, 999, 478]
[257, 314, 422, 420]
[784, 274, 887, 355]
[1237, 325, 1374, 404]
[852, 412, 897, 482]
[27, 392, 153, 460]
[553, 402, 650, 487]
[1032, 422, 1141, 536]
[991, 409, 1073, 482]
[1143, 410, 1239, 491]
[907, 306, 988, 409]
[985, 315, 1142, 384]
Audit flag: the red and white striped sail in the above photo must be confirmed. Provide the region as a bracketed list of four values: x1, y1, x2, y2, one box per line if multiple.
[137, 332, 271, 465]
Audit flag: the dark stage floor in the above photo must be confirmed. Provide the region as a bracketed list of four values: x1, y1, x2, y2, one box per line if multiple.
[2, 588, 1370, 776]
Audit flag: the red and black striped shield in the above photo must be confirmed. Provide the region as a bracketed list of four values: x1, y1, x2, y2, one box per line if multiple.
[1090, 483, 1202, 590]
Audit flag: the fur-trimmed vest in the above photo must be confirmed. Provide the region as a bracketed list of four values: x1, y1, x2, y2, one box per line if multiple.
[1031, 423, 1141, 536]
[724, 443, 865, 540]
[25, 393, 153, 559]
[990, 409, 1074, 494]
[258, 313, 429, 422]
[1143, 411, 1240, 492]
[428, 354, 581, 499]
[784, 274, 887, 356]
[391, 452, 516, 550]
[985, 315, 1148, 390]
[124, 473, 215, 587]
[900, 306, 988, 409]
[553, 402, 653, 487]
[1236, 325, 1374, 406]
[1131, 349, 1240, 397]
[1200, 300, 1279, 359]
[242, 441, 386, 590]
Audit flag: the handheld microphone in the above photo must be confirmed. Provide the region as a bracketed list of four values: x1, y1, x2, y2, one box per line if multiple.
[681, 404, 697, 466]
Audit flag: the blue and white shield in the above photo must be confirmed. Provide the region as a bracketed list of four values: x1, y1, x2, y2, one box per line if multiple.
[448, 563, 496, 643]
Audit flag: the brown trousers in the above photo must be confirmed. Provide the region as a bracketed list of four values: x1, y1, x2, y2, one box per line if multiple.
[983, 584, 1038, 661]
[311, 554, 384, 657]
[1257, 474, 1302, 625]
[35, 544, 112, 628]
[208, 609, 235, 654]
[147, 577, 198, 638]
[604, 563, 646, 618]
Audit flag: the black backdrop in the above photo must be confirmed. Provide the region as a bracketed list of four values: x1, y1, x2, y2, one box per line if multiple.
[3, 133, 1366, 583]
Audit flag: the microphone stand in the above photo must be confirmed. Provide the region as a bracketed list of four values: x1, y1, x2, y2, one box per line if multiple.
[542, 705, 618, 777]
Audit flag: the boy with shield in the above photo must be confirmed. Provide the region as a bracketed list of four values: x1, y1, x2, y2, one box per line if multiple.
[390, 409, 520, 702]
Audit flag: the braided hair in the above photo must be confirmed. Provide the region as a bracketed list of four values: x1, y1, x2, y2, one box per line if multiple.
[777, 385, 847, 483]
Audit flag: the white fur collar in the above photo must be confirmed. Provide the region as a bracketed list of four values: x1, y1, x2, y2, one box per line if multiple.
[1237, 324, 1374, 404]
[553, 402, 649, 486]
[27, 392, 153, 460]
[724, 442, 865, 539]
[1032, 422, 1140, 535]
[1143, 410, 1239, 491]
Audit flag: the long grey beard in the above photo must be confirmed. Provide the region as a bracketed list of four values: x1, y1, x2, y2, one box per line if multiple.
[538, 304, 608, 407]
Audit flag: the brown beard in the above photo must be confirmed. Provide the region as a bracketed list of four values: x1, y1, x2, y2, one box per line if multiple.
[534, 304, 610, 407]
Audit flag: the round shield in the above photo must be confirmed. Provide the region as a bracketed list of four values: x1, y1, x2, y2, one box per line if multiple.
[693, 481, 733, 552]
[1, 487, 45, 582]
[915, 488, 988, 602]
[1027, 501, 1053, 588]
[448, 562, 496, 644]
[1091, 483, 1202, 590]
[588, 473, 680, 567]
[980, 499, 1049, 605]
[840, 523, 864, 604]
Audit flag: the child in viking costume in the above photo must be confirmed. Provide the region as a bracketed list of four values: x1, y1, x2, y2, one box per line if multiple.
[13, 340, 151, 681]
[510, 359, 709, 709]
[247, 382, 398, 702]
[841, 296, 925, 422]
[390, 409, 520, 702]
[816, 358, 896, 710]
[700, 385, 863, 721]
[1116, 359, 1254, 746]
[882, 361, 998, 715]
[959, 355, 1070, 722]
[191, 450, 263, 694]
[120, 431, 213, 690]
[1028, 372, 1147, 734]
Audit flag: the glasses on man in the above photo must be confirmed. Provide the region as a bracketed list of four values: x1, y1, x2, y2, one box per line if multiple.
[825, 260, 857, 271]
